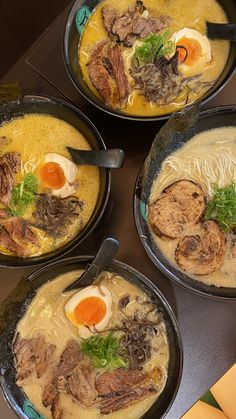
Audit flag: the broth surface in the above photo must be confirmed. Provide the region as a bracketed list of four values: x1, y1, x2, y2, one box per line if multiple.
[79, 0, 229, 116]
[150, 126, 236, 288]
[16, 271, 169, 419]
[0, 114, 100, 256]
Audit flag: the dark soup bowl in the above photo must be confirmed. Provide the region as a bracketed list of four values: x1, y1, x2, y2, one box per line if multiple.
[0, 256, 182, 419]
[0, 95, 110, 267]
[134, 105, 236, 301]
[64, 0, 236, 121]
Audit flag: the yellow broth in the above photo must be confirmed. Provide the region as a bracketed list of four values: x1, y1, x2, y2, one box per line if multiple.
[79, 0, 229, 117]
[16, 271, 169, 419]
[0, 114, 100, 257]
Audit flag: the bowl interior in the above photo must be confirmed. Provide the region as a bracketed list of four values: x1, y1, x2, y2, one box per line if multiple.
[134, 105, 236, 300]
[0, 256, 182, 419]
[64, 0, 236, 121]
[0, 95, 110, 267]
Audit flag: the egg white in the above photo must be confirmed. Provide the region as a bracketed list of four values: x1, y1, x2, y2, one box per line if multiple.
[43, 153, 78, 198]
[65, 285, 112, 338]
[171, 28, 212, 77]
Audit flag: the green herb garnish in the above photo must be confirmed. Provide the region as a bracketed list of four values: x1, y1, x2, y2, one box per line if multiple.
[8, 173, 38, 216]
[204, 183, 236, 232]
[81, 332, 128, 369]
[134, 31, 175, 66]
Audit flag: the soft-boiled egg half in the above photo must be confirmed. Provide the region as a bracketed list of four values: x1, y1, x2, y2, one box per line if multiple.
[39, 153, 78, 198]
[171, 28, 212, 77]
[65, 285, 112, 338]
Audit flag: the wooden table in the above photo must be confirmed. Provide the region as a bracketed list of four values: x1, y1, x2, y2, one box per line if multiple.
[1, 4, 236, 419]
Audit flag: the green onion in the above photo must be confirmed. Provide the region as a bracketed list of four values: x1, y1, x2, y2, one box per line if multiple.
[8, 173, 38, 217]
[81, 332, 128, 369]
[204, 183, 236, 232]
[133, 30, 175, 66]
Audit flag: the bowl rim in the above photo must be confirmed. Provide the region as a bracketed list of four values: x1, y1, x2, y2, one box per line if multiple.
[0, 255, 183, 419]
[63, 0, 236, 122]
[0, 94, 111, 268]
[133, 104, 236, 301]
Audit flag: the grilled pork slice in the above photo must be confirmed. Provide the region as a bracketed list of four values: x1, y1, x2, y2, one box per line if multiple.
[4, 218, 39, 246]
[149, 180, 206, 239]
[66, 362, 98, 407]
[107, 44, 130, 108]
[0, 218, 39, 257]
[0, 225, 26, 257]
[14, 333, 56, 381]
[102, 1, 167, 47]
[175, 220, 226, 275]
[149, 195, 188, 239]
[99, 387, 156, 415]
[97, 368, 158, 415]
[87, 41, 130, 109]
[87, 41, 114, 107]
[102, 6, 117, 34]
[42, 340, 82, 407]
[0, 152, 21, 205]
[43, 340, 98, 419]
[96, 368, 147, 396]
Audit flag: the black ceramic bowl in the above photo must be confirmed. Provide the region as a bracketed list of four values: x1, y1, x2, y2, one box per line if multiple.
[0, 255, 182, 419]
[134, 105, 236, 301]
[0, 95, 110, 268]
[64, 0, 236, 121]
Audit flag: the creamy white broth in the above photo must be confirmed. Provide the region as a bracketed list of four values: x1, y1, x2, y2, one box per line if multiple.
[149, 127, 236, 288]
[16, 270, 169, 419]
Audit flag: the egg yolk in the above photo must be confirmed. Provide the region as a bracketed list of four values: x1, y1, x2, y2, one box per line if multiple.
[177, 37, 202, 65]
[40, 162, 66, 189]
[74, 297, 107, 326]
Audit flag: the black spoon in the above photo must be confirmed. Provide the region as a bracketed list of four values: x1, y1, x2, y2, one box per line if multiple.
[67, 147, 125, 169]
[207, 21, 236, 41]
[63, 237, 120, 293]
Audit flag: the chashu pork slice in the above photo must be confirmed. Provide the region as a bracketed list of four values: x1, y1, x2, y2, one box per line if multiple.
[175, 220, 226, 275]
[87, 40, 115, 108]
[148, 180, 206, 239]
[14, 333, 56, 381]
[0, 152, 21, 205]
[102, 1, 167, 47]
[87, 40, 130, 109]
[96, 368, 157, 415]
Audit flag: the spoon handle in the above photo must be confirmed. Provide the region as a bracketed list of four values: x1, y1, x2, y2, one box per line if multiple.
[207, 22, 236, 41]
[63, 238, 120, 292]
[67, 147, 125, 168]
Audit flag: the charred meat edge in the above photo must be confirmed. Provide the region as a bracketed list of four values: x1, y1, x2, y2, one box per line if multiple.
[148, 180, 206, 239]
[0, 152, 21, 205]
[14, 333, 56, 381]
[175, 220, 226, 275]
[102, 1, 167, 47]
[0, 218, 38, 257]
[87, 41, 130, 109]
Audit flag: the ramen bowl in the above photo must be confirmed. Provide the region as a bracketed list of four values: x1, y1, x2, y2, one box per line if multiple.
[134, 105, 236, 300]
[0, 255, 182, 419]
[64, 0, 236, 121]
[0, 95, 110, 267]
